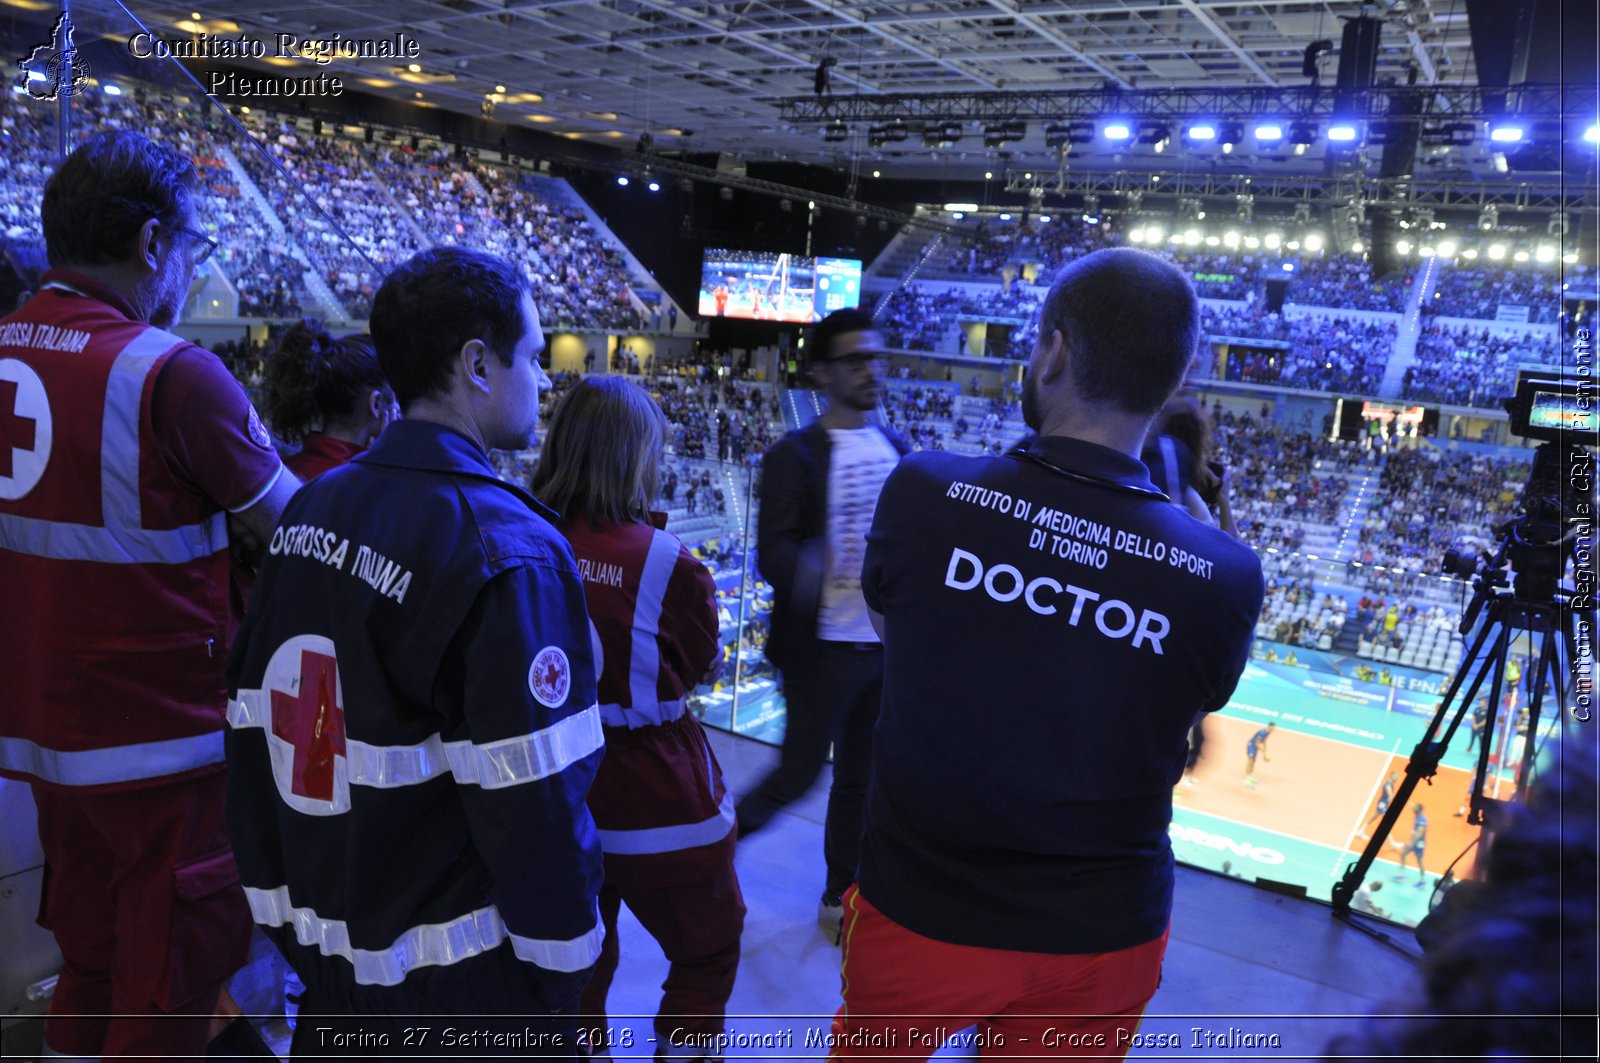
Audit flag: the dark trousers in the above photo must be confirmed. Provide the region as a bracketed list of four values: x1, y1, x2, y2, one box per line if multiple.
[579, 836, 744, 1052]
[34, 772, 250, 1061]
[735, 642, 883, 896]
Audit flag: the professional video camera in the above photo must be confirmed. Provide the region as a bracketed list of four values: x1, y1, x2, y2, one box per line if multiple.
[1335, 371, 1595, 920]
[1440, 371, 1596, 604]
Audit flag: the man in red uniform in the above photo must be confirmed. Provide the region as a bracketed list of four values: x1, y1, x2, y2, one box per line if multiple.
[0, 131, 297, 1060]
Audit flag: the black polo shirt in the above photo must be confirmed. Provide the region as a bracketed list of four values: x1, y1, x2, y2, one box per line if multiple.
[860, 434, 1263, 954]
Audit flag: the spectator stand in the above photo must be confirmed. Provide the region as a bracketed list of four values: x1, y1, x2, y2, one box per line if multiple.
[1400, 320, 1561, 409]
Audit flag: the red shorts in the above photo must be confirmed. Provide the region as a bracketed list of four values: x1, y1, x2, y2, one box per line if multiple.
[830, 886, 1168, 1061]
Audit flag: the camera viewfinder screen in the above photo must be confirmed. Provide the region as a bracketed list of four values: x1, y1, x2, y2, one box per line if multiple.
[1527, 390, 1597, 434]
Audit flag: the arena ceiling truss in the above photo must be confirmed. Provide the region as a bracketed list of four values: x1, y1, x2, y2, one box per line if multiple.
[62, 0, 1506, 173]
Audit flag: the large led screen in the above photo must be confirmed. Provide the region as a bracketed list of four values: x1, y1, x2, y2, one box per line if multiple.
[698, 249, 861, 322]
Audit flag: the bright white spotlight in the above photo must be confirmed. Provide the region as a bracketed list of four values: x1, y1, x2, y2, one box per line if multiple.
[103, 84, 122, 96]
[1351, 241, 1364, 254]
[648, 181, 660, 192]
[1188, 123, 1217, 141]
[1282, 263, 1295, 272]
[1587, 124, 1600, 144]
[999, 213, 1012, 221]
[1487, 243, 1506, 260]
[1396, 240, 1412, 255]
[1536, 245, 1556, 263]
[1254, 123, 1284, 142]
[1437, 240, 1457, 257]
[1489, 124, 1524, 144]
[1304, 233, 1324, 252]
[1264, 232, 1282, 249]
[1039, 215, 1052, 223]
[1104, 122, 1132, 141]
[1327, 124, 1359, 142]
[616, 176, 630, 186]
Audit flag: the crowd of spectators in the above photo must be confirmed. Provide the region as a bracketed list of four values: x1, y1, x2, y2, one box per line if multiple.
[879, 384, 958, 451]
[1256, 582, 1348, 651]
[1204, 307, 1396, 393]
[236, 117, 424, 319]
[1355, 446, 1524, 578]
[1400, 323, 1553, 408]
[1213, 417, 1361, 546]
[1429, 262, 1561, 323]
[378, 147, 644, 331]
[920, 215, 1119, 279]
[1284, 255, 1409, 312]
[1168, 249, 1258, 300]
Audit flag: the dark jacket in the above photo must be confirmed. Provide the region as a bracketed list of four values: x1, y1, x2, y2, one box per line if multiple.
[756, 420, 909, 672]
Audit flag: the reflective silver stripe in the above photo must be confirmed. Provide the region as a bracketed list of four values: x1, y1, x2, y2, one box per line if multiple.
[0, 512, 227, 564]
[444, 708, 603, 788]
[597, 790, 735, 856]
[508, 921, 606, 973]
[597, 698, 686, 730]
[0, 732, 223, 787]
[102, 328, 179, 531]
[229, 693, 603, 790]
[245, 885, 604, 985]
[628, 529, 680, 714]
[0, 326, 227, 563]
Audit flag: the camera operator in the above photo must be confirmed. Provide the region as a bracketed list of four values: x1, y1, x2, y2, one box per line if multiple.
[828, 249, 1264, 1058]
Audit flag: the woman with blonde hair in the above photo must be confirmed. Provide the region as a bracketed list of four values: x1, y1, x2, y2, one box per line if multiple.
[531, 376, 744, 1061]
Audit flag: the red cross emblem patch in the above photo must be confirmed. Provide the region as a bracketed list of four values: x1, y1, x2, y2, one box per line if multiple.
[261, 635, 350, 814]
[529, 646, 571, 708]
[0, 359, 53, 501]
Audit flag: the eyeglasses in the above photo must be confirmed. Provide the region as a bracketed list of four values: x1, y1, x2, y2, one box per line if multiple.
[822, 352, 886, 369]
[176, 226, 218, 265]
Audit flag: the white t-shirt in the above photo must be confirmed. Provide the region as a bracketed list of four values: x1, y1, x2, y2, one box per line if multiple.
[818, 428, 900, 641]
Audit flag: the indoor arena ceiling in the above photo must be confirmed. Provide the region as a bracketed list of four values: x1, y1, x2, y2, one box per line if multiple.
[32, 0, 1585, 179]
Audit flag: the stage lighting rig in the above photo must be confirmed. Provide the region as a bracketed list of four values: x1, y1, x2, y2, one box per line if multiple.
[822, 119, 848, 143]
[1044, 121, 1095, 148]
[1135, 121, 1171, 147]
[983, 120, 1027, 148]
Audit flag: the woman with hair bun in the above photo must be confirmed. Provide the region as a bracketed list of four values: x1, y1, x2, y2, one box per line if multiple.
[531, 375, 744, 1058]
[263, 319, 396, 479]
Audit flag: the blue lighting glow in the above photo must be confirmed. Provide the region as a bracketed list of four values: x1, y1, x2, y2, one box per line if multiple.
[1489, 124, 1524, 144]
[103, 84, 122, 96]
[1327, 124, 1359, 142]
[1282, 263, 1295, 272]
[1587, 124, 1600, 144]
[1188, 123, 1217, 141]
[1254, 123, 1285, 142]
[1103, 122, 1133, 141]
[616, 175, 630, 186]
[648, 181, 660, 192]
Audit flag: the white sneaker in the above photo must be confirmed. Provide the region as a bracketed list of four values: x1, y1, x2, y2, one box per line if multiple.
[819, 892, 844, 945]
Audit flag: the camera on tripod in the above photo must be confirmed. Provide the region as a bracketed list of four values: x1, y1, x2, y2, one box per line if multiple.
[1336, 371, 1596, 919]
[1441, 373, 1595, 603]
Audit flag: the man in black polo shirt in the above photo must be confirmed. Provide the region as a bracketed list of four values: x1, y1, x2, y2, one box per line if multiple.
[832, 248, 1263, 1059]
